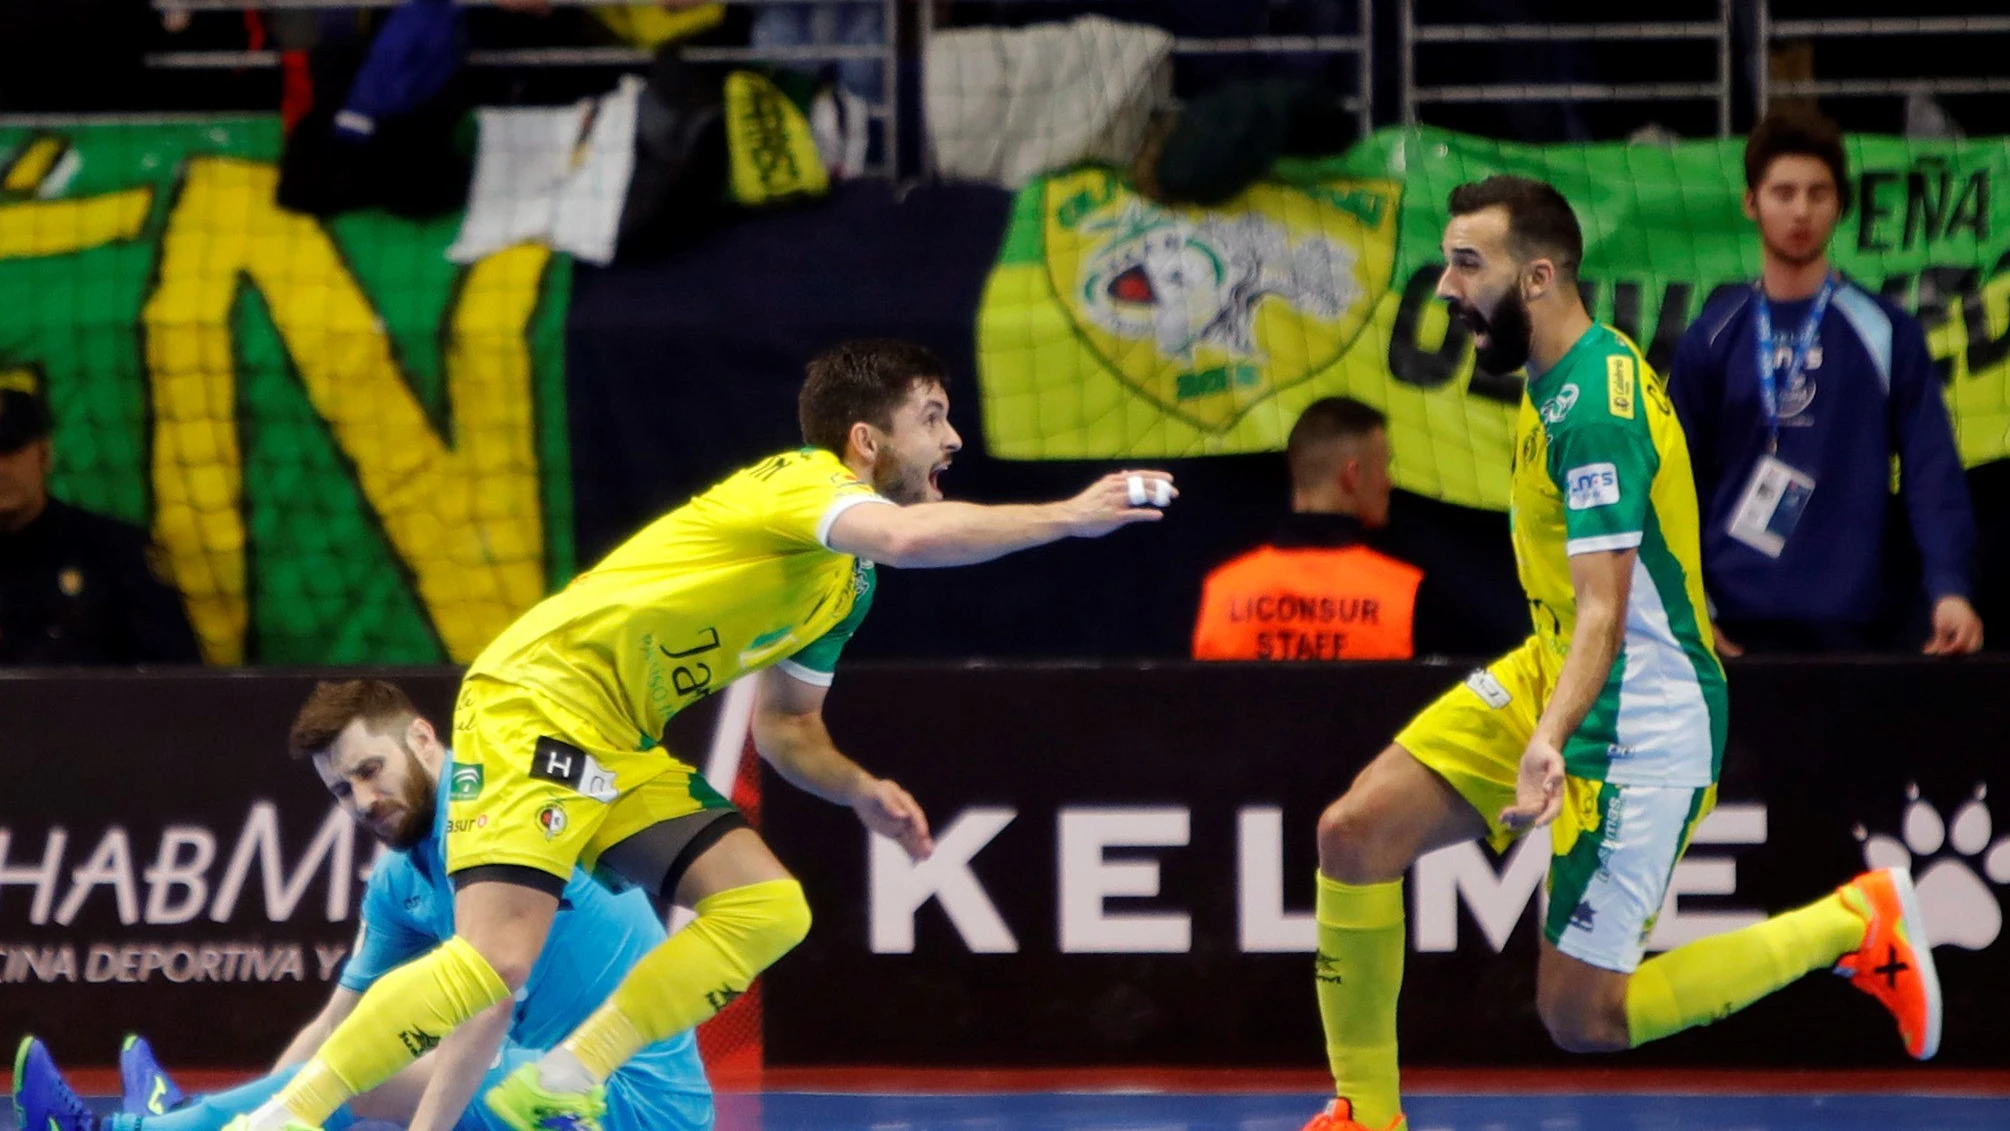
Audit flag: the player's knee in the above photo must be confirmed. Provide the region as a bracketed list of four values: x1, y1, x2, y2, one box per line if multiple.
[454, 923, 544, 992]
[472, 940, 538, 992]
[1316, 797, 1399, 885]
[1536, 992, 1629, 1054]
[767, 878, 813, 956]
[702, 877, 812, 970]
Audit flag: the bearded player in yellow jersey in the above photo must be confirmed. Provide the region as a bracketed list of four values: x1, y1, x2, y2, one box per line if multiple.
[230, 341, 1177, 1131]
[1299, 178, 1941, 1131]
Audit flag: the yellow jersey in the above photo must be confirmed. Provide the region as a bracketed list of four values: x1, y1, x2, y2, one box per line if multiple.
[1510, 323, 1726, 784]
[467, 447, 889, 748]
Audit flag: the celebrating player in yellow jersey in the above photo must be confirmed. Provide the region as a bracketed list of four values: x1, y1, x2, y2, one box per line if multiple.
[1299, 179, 1942, 1131]
[232, 340, 1177, 1131]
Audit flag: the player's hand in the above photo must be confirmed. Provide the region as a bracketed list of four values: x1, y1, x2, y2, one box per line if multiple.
[854, 777, 934, 861]
[1711, 620, 1743, 657]
[1923, 596, 1984, 655]
[1062, 470, 1176, 538]
[1499, 737, 1564, 832]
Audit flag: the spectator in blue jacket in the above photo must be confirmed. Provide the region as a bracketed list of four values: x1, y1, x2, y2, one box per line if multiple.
[1669, 109, 1983, 655]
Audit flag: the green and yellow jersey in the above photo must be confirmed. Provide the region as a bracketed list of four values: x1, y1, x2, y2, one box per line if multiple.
[467, 447, 886, 749]
[1511, 323, 1727, 785]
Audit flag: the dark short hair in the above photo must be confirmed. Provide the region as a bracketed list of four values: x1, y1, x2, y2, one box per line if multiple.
[289, 679, 419, 760]
[1744, 108, 1852, 212]
[1287, 396, 1386, 485]
[797, 340, 946, 457]
[1446, 175, 1583, 279]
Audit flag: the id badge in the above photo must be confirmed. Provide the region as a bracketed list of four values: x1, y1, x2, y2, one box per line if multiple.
[1727, 455, 1816, 558]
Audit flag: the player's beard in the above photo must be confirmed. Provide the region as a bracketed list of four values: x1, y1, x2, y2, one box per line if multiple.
[871, 450, 935, 505]
[376, 748, 437, 850]
[1457, 287, 1534, 376]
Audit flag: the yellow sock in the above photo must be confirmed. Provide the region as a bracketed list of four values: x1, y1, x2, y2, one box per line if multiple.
[1626, 890, 1866, 1047]
[1314, 872, 1405, 1129]
[562, 878, 811, 1081]
[280, 935, 508, 1123]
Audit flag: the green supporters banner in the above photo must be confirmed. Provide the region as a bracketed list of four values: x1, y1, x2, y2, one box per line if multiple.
[0, 122, 573, 664]
[977, 127, 2010, 510]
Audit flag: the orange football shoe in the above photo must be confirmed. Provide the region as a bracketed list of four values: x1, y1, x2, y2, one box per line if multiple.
[1299, 1098, 1405, 1131]
[1834, 866, 1943, 1060]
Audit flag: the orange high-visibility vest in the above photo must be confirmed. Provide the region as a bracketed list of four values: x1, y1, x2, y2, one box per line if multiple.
[1192, 545, 1422, 661]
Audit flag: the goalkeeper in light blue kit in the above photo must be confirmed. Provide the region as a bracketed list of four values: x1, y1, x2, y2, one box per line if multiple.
[13, 680, 713, 1131]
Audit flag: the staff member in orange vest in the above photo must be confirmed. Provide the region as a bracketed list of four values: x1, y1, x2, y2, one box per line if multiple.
[1193, 397, 1425, 661]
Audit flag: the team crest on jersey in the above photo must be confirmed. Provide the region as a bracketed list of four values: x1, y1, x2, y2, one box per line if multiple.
[1539, 383, 1580, 424]
[536, 803, 567, 840]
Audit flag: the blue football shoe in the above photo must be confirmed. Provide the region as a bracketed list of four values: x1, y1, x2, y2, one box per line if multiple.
[12, 1037, 97, 1131]
[119, 1035, 187, 1117]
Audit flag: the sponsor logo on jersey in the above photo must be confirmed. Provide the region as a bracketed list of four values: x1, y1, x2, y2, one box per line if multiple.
[1565, 463, 1621, 510]
[448, 763, 484, 802]
[1606, 356, 1635, 419]
[529, 737, 617, 802]
[1464, 668, 1512, 709]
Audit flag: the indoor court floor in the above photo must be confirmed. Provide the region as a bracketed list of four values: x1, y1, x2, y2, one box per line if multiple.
[9, 1081, 2009, 1131]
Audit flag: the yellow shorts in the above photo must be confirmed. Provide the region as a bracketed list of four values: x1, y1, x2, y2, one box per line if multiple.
[1396, 636, 1716, 972]
[1396, 635, 1561, 854]
[445, 676, 734, 882]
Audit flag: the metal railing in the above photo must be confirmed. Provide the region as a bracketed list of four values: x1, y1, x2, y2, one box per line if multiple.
[43, 1, 2005, 184]
[1401, 1, 1735, 137]
[1167, 28, 1371, 141]
[1757, 8, 2010, 114]
[913, 1, 1374, 180]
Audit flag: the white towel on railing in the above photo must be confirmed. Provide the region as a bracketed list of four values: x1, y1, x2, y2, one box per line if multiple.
[926, 15, 1173, 190]
[448, 75, 642, 266]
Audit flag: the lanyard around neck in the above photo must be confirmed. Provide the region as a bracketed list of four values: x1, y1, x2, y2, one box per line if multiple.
[1752, 274, 1835, 454]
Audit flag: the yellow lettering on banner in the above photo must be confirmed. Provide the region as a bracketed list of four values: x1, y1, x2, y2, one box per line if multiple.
[142, 157, 547, 663]
[0, 190, 150, 259]
[1926, 266, 2010, 469]
[1, 137, 67, 194]
[1606, 355, 1635, 420]
[724, 71, 828, 206]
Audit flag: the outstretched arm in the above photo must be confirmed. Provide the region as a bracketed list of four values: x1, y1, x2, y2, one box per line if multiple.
[752, 666, 934, 859]
[825, 471, 1174, 568]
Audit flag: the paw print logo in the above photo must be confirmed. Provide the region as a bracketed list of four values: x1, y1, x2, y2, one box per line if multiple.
[1856, 784, 2010, 950]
